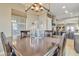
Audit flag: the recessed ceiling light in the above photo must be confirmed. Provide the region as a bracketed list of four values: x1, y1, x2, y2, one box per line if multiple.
[62, 6, 66, 9]
[65, 10, 68, 14]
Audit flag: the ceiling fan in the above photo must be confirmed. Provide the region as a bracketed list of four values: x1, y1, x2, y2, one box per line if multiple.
[25, 3, 55, 18]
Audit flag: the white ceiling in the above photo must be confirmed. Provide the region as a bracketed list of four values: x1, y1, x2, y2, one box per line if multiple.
[50, 3, 79, 20]
[23, 3, 79, 20]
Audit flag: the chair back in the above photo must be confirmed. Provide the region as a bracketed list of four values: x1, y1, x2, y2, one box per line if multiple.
[0, 32, 12, 56]
[0, 32, 7, 55]
[59, 33, 66, 56]
[0, 33, 5, 55]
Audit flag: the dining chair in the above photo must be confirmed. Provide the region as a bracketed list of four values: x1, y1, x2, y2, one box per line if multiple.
[1, 32, 22, 56]
[44, 43, 59, 56]
[0, 32, 17, 56]
[58, 33, 67, 56]
[0, 32, 8, 55]
[0, 33, 6, 56]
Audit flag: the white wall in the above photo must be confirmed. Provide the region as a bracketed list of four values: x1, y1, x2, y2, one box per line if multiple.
[0, 3, 25, 37]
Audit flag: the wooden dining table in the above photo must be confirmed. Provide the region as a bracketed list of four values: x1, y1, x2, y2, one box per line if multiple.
[12, 37, 61, 56]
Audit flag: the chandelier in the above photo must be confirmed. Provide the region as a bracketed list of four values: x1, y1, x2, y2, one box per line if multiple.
[25, 3, 55, 18]
[31, 3, 43, 12]
[25, 3, 45, 12]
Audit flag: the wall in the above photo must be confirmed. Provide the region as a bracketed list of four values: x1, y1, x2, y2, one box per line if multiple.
[0, 3, 25, 37]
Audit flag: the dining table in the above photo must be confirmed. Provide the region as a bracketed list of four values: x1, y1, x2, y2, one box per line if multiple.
[12, 37, 61, 56]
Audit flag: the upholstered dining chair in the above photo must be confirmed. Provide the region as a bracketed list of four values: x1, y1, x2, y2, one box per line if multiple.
[0, 32, 17, 56]
[44, 44, 59, 56]
[0, 32, 8, 55]
[58, 33, 67, 56]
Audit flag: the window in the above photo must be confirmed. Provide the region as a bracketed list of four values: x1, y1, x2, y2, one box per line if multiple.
[11, 15, 26, 39]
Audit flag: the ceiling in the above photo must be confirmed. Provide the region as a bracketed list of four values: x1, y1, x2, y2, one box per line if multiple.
[23, 3, 79, 20]
[50, 3, 79, 20]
